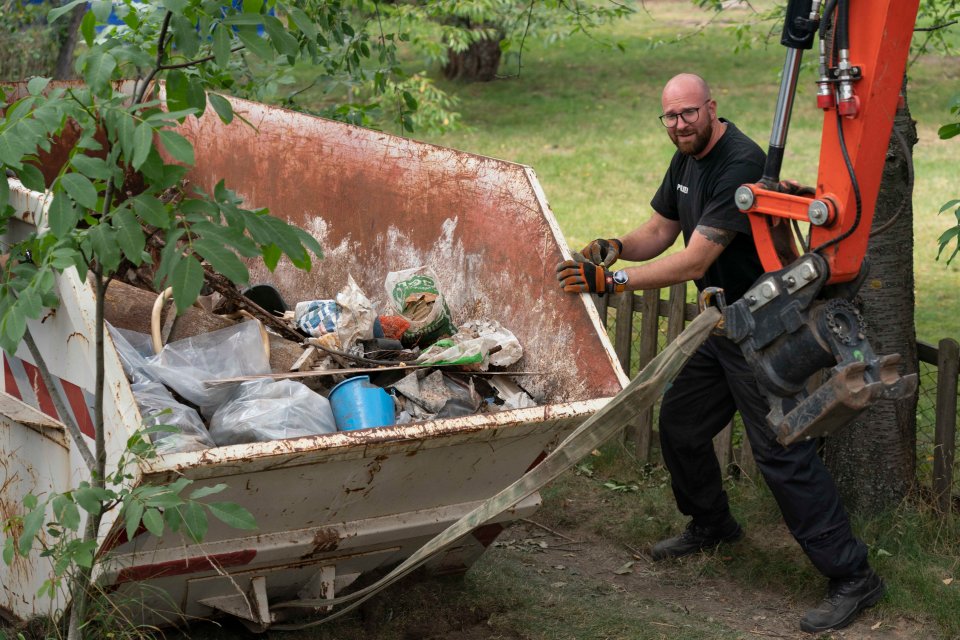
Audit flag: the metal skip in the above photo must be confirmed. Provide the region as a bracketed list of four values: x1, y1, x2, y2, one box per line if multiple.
[266, 308, 722, 630]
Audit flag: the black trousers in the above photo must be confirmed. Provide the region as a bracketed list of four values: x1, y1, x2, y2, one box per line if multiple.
[658, 335, 869, 579]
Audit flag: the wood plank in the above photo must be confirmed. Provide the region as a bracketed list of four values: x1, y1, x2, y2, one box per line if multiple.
[666, 283, 687, 344]
[614, 292, 634, 374]
[933, 338, 960, 514]
[713, 421, 732, 472]
[629, 290, 661, 461]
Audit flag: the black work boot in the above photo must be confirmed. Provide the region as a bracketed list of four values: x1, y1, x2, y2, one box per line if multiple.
[800, 568, 885, 633]
[650, 519, 743, 560]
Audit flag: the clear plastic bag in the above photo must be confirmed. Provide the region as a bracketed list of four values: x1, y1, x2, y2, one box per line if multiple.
[208, 379, 337, 446]
[131, 380, 216, 453]
[153, 321, 270, 419]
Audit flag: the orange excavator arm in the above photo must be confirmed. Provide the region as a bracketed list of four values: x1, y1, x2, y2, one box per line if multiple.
[719, 0, 920, 445]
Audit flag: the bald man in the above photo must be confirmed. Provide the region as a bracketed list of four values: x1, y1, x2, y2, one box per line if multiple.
[556, 74, 883, 634]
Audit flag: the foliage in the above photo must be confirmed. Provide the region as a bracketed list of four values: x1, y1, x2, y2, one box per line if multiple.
[1, 425, 255, 634]
[0, 0, 62, 79]
[385, 0, 636, 72]
[936, 91, 960, 264]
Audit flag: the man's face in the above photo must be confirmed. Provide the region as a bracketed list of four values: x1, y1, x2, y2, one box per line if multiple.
[662, 97, 714, 157]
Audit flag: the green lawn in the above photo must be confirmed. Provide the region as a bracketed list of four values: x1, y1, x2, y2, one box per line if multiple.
[411, 1, 959, 343]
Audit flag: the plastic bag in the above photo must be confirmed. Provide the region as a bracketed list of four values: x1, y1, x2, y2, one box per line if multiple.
[131, 380, 216, 453]
[336, 275, 377, 350]
[208, 379, 337, 446]
[415, 319, 522, 370]
[153, 321, 270, 419]
[384, 266, 456, 347]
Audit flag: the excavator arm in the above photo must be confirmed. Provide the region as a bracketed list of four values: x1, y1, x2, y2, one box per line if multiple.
[721, 0, 920, 445]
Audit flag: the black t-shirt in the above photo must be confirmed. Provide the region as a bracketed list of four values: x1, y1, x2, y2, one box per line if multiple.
[650, 120, 766, 303]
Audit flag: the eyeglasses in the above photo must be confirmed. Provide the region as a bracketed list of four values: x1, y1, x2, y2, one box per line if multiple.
[659, 100, 710, 128]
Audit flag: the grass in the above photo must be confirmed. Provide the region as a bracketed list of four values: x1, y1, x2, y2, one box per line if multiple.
[408, 0, 959, 342]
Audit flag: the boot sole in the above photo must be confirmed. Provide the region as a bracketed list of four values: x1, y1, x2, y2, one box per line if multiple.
[799, 579, 885, 633]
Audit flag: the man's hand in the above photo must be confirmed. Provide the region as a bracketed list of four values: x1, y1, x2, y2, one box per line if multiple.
[556, 260, 625, 294]
[577, 238, 623, 267]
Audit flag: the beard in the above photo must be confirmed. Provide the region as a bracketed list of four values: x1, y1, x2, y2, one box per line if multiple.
[669, 119, 713, 156]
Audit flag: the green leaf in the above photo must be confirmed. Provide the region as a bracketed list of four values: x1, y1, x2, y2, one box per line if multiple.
[60, 173, 99, 210]
[82, 49, 117, 91]
[180, 501, 207, 542]
[263, 15, 299, 57]
[80, 9, 97, 46]
[222, 14, 264, 26]
[938, 122, 960, 140]
[287, 8, 317, 39]
[18, 505, 46, 556]
[23, 494, 38, 510]
[133, 195, 170, 227]
[132, 123, 153, 170]
[939, 199, 960, 214]
[70, 154, 112, 181]
[189, 483, 227, 500]
[0, 127, 27, 168]
[48, 0, 87, 23]
[170, 255, 204, 314]
[208, 93, 234, 124]
[212, 24, 231, 68]
[171, 15, 201, 58]
[48, 193, 80, 238]
[3, 536, 14, 566]
[52, 496, 81, 532]
[162, 0, 188, 12]
[114, 207, 145, 265]
[3, 307, 27, 349]
[237, 26, 275, 61]
[124, 500, 145, 542]
[89, 223, 121, 271]
[157, 130, 195, 165]
[74, 486, 105, 515]
[186, 80, 207, 118]
[206, 502, 257, 530]
[91, 0, 112, 22]
[27, 77, 50, 96]
[402, 90, 418, 111]
[193, 238, 248, 284]
[293, 226, 323, 260]
[261, 243, 281, 271]
[16, 163, 46, 192]
[142, 508, 164, 537]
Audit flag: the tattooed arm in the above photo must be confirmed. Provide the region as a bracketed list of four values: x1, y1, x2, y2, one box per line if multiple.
[608, 224, 737, 292]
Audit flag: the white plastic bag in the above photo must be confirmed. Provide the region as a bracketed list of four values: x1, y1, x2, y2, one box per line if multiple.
[208, 379, 337, 446]
[336, 275, 377, 350]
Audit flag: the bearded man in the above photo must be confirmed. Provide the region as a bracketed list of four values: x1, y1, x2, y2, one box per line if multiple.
[555, 73, 884, 634]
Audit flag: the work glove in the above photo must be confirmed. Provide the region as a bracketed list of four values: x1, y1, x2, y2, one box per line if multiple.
[556, 260, 625, 295]
[577, 238, 623, 268]
[777, 180, 816, 196]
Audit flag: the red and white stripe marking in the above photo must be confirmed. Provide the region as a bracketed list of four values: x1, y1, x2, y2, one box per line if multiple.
[3, 354, 95, 439]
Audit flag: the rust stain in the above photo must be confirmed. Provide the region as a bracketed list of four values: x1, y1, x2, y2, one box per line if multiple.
[66, 331, 88, 345]
[300, 528, 342, 560]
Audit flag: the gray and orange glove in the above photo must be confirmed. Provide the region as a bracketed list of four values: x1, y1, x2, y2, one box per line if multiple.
[556, 260, 626, 294]
[576, 238, 623, 267]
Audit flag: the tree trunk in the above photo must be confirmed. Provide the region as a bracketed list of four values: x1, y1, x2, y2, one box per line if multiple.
[53, 4, 86, 80]
[443, 37, 503, 82]
[824, 78, 919, 513]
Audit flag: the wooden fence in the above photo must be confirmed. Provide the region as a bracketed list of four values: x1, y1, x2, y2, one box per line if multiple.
[594, 284, 960, 508]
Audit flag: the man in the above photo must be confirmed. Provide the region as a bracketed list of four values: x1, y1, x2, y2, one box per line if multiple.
[555, 73, 884, 634]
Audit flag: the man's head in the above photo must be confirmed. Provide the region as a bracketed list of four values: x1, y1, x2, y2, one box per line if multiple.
[660, 74, 722, 158]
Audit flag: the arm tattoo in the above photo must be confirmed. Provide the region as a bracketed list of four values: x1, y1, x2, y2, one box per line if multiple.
[695, 225, 737, 247]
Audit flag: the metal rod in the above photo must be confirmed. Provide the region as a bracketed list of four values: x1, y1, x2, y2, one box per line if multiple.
[762, 46, 805, 184]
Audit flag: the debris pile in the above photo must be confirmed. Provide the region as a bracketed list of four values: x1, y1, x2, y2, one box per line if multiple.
[108, 266, 537, 454]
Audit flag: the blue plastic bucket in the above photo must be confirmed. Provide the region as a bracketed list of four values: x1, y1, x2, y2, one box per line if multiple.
[328, 376, 396, 431]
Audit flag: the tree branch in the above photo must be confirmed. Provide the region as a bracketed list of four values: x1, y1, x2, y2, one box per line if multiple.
[158, 45, 245, 71]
